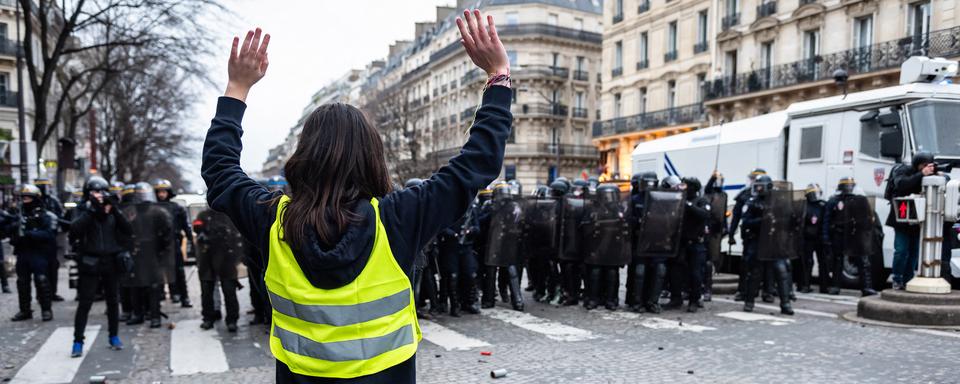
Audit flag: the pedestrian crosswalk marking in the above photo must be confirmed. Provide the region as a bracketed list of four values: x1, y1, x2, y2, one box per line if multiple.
[170, 319, 230, 376]
[795, 293, 859, 306]
[910, 328, 960, 339]
[599, 311, 717, 333]
[712, 298, 839, 318]
[716, 311, 796, 326]
[11, 326, 100, 384]
[483, 307, 598, 341]
[419, 320, 491, 351]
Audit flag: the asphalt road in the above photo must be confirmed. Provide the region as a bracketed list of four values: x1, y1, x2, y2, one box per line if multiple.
[1, 265, 958, 383]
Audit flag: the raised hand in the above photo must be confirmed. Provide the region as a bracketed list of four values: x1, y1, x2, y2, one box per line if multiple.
[225, 28, 271, 102]
[456, 9, 509, 76]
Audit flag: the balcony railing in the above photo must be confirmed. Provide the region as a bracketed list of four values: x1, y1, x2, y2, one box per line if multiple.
[0, 91, 18, 108]
[514, 65, 569, 79]
[410, 99, 423, 109]
[507, 143, 599, 158]
[516, 103, 568, 117]
[591, 103, 704, 138]
[461, 69, 484, 85]
[613, 13, 624, 24]
[612, 67, 623, 77]
[722, 13, 740, 31]
[432, 89, 438, 97]
[636, 59, 649, 70]
[441, 84, 448, 93]
[638, 0, 650, 13]
[429, 24, 602, 62]
[461, 106, 475, 119]
[664, 51, 678, 62]
[573, 70, 590, 81]
[694, 41, 709, 54]
[757, 1, 777, 18]
[449, 80, 457, 90]
[572, 107, 589, 118]
[703, 26, 960, 101]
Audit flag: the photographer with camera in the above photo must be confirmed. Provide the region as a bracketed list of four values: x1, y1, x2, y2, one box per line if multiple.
[885, 152, 939, 290]
[68, 176, 133, 357]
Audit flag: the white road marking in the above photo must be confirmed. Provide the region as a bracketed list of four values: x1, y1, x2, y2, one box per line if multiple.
[170, 319, 230, 376]
[716, 311, 796, 326]
[795, 293, 859, 306]
[910, 328, 960, 339]
[419, 320, 491, 351]
[483, 307, 598, 342]
[599, 311, 716, 333]
[712, 297, 839, 318]
[11, 326, 100, 384]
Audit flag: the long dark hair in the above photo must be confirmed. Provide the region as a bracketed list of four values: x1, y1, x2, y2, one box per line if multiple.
[278, 103, 393, 249]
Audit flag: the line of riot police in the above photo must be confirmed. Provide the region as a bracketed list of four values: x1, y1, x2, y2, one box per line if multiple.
[410, 168, 882, 318]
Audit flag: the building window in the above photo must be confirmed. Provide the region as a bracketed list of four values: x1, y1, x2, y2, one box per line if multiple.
[614, 93, 622, 118]
[506, 12, 519, 25]
[615, 0, 624, 19]
[909, 1, 931, 41]
[548, 13, 559, 26]
[613, 41, 623, 76]
[799, 126, 823, 161]
[0, 23, 7, 40]
[803, 30, 819, 78]
[696, 73, 706, 102]
[667, 80, 676, 109]
[854, 16, 873, 49]
[577, 56, 585, 72]
[760, 41, 773, 84]
[576, 91, 585, 109]
[507, 50, 518, 67]
[0, 72, 8, 94]
[695, 10, 708, 53]
[638, 87, 647, 114]
[725, 50, 738, 77]
[665, 21, 678, 62]
[637, 32, 648, 69]
[574, 17, 584, 30]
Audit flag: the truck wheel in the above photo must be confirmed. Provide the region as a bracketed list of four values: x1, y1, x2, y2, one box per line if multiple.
[840, 255, 861, 289]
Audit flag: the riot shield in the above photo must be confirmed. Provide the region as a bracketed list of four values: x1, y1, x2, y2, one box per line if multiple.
[558, 197, 585, 261]
[757, 181, 801, 260]
[634, 189, 685, 260]
[705, 192, 728, 265]
[484, 199, 523, 267]
[584, 201, 631, 266]
[522, 197, 559, 254]
[842, 194, 876, 258]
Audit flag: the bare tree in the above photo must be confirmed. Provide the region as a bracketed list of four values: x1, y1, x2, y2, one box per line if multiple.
[366, 87, 433, 182]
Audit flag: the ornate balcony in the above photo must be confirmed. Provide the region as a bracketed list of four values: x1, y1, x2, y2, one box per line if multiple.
[592, 103, 704, 138]
[612, 67, 623, 78]
[694, 41, 709, 54]
[721, 13, 740, 31]
[514, 65, 569, 80]
[461, 69, 484, 85]
[638, 1, 650, 14]
[613, 13, 623, 24]
[572, 107, 589, 119]
[664, 51, 678, 62]
[757, 1, 777, 18]
[516, 103, 568, 118]
[636, 59, 649, 70]
[703, 26, 960, 101]
[573, 70, 590, 81]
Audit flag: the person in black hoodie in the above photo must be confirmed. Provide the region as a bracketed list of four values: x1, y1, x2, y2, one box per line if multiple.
[201, 11, 511, 383]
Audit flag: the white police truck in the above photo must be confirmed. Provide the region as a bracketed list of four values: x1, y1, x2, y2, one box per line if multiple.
[631, 57, 960, 286]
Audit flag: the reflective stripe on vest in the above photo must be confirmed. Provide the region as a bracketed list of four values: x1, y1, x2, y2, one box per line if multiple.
[265, 195, 421, 379]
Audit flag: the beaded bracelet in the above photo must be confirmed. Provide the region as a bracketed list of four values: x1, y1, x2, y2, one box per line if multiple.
[485, 73, 511, 90]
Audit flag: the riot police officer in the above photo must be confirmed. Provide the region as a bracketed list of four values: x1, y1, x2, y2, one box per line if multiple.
[528, 181, 564, 303]
[823, 178, 878, 296]
[739, 175, 795, 315]
[665, 177, 711, 313]
[799, 184, 825, 293]
[121, 182, 174, 328]
[728, 168, 768, 301]
[559, 179, 589, 306]
[702, 171, 728, 302]
[8, 184, 59, 322]
[481, 184, 524, 311]
[35, 177, 65, 302]
[194, 208, 244, 331]
[69, 176, 131, 356]
[153, 179, 193, 308]
[583, 184, 630, 311]
[626, 172, 668, 313]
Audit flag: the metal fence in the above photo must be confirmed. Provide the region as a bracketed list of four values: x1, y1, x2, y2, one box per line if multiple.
[592, 103, 704, 138]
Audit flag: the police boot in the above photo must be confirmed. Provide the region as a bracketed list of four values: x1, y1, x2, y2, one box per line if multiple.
[462, 273, 481, 314]
[481, 267, 497, 309]
[734, 263, 748, 301]
[774, 261, 794, 315]
[1, 275, 10, 293]
[545, 261, 561, 304]
[829, 250, 844, 295]
[603, 268, 620, 311]
[583, 267, 601, 310]
[648, 263, 667, 313]
[498, 268, 510, 304]
[448, 274, 461, 317]
[624, 262, 637, 307]
[507, 265, 524, 312]
[15, 276, 32, 316]
[629, 263, 646, 312]
[435, 273, 449, 315]
[561, 263, 580, 306]
[860, 257, 877, 297]
[35, 276, 53, 321]
[703, 261, 714, 302]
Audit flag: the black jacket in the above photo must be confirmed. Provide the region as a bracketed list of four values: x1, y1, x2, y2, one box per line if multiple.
[201, 86, 512, 383]
[885, 164, 924, 230]
[681, 195, 712, 243]
[803, 199, 825, 241]
[727, 188, 751, 237]
[69, 203, 132, 257]
[8, 204, 59, 259]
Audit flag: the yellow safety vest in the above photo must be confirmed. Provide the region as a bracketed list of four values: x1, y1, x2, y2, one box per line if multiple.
[265, 195, 421, 378]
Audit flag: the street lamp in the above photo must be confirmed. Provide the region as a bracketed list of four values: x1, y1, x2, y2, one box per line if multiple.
[518, 87, 563, 183]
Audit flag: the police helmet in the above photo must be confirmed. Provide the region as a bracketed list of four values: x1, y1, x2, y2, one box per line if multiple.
[125, 182, 157, 204]
[587, 176, 600, 188]
[534, 185, 549, 198]
[682, 177, 702, 198]
[751, 175, 773, 196]
[34, 177, 52, 196]
[597, 184, 620, 204]
[110, 181, 126, 196]
[661, 175, 683, 190]
[492, 183, 511, 200]
[507, 179, 522, 196]
[549, 180, 569, 196]
[837, 177, 856, 194]
[912, 151, 935, 170]
[17, 184, 41, 198]
[804, 183, 821, 202]
[404, 178, 424, 188]
[83, 176, 110, 198]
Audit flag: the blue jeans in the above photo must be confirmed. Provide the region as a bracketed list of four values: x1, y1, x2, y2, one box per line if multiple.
[892, 230, 920, 285]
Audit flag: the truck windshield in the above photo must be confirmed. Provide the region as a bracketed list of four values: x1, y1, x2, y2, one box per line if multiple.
[910, 100, 960, 157]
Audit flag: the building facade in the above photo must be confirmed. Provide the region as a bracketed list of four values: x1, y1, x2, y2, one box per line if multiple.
[595, 0, 960, 180]
[359, 0, 604, 188]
